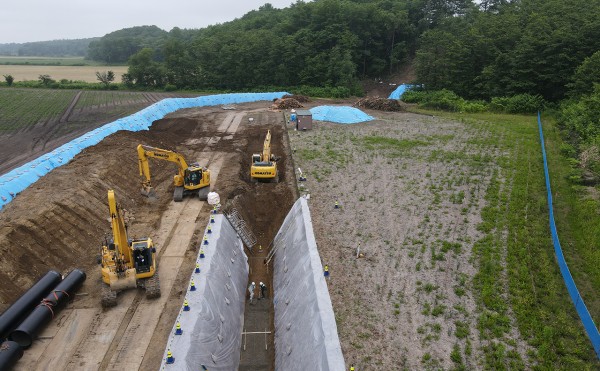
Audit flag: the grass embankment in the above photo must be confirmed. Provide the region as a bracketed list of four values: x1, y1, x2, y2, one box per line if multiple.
[418, 110, 599, 369]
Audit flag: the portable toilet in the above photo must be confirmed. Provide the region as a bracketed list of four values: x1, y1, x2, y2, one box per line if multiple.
[296, 110, 313, 131]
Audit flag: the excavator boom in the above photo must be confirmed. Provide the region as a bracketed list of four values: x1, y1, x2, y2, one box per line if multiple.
[108, 190, 133, 264]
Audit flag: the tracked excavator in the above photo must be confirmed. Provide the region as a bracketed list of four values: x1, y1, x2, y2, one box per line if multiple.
[137, 144, 211, 202]
[99, 190, 160, 307]
[250, 129, 279, 183]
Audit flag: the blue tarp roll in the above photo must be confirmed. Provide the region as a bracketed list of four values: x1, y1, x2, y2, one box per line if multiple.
[538, 112, 600, 359]
[0, 92, 288, 210]
[309, 106, 374, 124]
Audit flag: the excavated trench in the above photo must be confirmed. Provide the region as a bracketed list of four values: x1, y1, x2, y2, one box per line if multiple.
[0, 102, 296, 370]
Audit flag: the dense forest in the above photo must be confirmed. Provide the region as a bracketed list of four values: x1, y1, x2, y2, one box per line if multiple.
[0, 38, 97, 57]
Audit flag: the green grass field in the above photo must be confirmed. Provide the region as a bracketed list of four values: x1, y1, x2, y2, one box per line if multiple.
[415, 109, 600, 368]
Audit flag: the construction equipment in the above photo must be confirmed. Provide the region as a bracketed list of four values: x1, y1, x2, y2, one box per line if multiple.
[99, 190, 160, 307]
[137, 144, 211, 202]
[250, 130, 278, 183]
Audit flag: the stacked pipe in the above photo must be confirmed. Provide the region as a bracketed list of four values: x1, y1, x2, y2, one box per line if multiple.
[9, 269, 86, 348]
[0, 270, 62, 341]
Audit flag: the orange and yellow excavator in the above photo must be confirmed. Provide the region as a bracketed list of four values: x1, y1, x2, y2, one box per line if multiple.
[137, 144, 211, 202]
[250, 130, 278, 183]
[99, 190, 160, 307]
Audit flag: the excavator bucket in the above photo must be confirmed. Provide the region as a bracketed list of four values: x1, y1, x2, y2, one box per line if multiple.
[141, 185, 156, 198]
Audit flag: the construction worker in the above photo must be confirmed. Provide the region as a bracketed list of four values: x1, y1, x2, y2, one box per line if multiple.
[350, 366, 355, 371]
[324, 264, 329, 278]
[259, 282, 267, 299]
[248, 282, 256, 304]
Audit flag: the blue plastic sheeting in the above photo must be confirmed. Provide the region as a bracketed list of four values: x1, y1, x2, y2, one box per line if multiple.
[309, 106, 374, 124]
[388, 84, 412, 100]
[0, 92, 288, 210]
[538, 113, 600, 359]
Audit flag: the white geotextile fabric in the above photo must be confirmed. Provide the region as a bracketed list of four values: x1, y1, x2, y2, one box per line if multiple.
[160, 214, 248, 370]
[273, 197, 345, 370]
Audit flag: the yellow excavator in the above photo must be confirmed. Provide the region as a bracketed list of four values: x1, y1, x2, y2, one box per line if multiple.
[137, 144, 211, 202]
[250, 130, 278, 183]
[99, 190, 160, 307]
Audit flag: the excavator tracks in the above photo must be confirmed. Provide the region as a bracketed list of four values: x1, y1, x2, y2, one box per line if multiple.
[101, 287, 118, 308]
[144, 275, 161, 299]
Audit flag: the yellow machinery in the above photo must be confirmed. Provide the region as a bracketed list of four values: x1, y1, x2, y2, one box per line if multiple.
[137, 144, 211, 202]
[250, 130, 278, 183]
[99, 190, 160, 307]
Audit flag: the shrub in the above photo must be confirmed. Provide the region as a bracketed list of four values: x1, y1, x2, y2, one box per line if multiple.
[420, 89, 464, 112]
[401, 90, 428, 103]
[164, 84, 177, 92]
[460, 100, 488, 113]
[489, 94, 545, 114]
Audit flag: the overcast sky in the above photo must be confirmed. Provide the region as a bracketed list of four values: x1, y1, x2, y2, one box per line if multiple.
[0, 0, 302, 44]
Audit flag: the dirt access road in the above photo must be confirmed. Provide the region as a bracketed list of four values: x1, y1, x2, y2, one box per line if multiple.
[0, 101, 295, 370]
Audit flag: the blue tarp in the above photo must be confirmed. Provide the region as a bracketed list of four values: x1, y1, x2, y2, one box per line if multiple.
[538, 113, 600, 359]
[0, 92, 288, 210]
[388, 84, 412, 100]
[309, 106, 374, 124]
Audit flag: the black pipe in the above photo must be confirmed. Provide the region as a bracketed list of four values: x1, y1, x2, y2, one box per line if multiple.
[0, 341, 24, 370]
[9, 269, 86, 348]
[0, 270, 62, 341]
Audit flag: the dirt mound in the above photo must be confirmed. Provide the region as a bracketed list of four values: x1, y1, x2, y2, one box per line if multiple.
[282, 94, 310, 103]
[353, 96, 404, 111]
[271, 98, 303, 110]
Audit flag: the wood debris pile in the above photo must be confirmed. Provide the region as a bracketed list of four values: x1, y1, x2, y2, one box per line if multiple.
[353, 97, 403, 111]
[282, 94, 310, 103]
[271, 98, 304, 110]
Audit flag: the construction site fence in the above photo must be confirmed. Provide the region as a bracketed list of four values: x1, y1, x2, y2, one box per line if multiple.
[0, 92, 288, 210]
[538, 112, 600, 359]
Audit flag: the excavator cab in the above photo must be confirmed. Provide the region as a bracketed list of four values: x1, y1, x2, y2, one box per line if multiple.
[185, 168, 203, 186]
[133, 242, 152, 273]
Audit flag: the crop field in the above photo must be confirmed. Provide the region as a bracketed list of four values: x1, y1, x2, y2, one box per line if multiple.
[0, 88, 200, 175]
[0, 65, 128, 82]
[0, 88, 76, 131]
[74, 91, 151, 109]
[0, 56, 106, 66]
